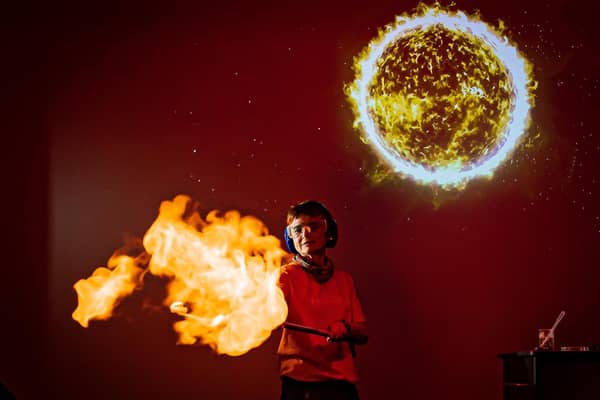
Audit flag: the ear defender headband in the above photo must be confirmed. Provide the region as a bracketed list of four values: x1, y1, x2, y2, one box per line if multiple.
[283, 201, 338, 254]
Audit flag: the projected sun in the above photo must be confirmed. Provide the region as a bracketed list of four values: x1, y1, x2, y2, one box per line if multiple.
[346, 4, 536, 189]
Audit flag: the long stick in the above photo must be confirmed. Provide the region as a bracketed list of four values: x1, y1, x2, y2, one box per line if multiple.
[283, 322, 330, 338]
[170, 302, 335, 340]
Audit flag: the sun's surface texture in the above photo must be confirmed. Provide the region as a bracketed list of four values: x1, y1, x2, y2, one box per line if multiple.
[347, 4, 535, 189]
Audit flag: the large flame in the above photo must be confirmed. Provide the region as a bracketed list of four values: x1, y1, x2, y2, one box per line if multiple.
[346, 3, 536, 189]
[72, 255, 144, 328]
[73, 195, 288, 356]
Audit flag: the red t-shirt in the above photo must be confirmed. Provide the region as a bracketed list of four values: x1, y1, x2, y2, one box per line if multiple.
[277, 262, 366, 383]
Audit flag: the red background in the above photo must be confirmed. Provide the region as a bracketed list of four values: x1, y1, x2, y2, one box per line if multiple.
[5, 1, 600, 399]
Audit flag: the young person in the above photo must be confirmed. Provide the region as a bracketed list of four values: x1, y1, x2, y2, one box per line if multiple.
[278, 200, 368, 400]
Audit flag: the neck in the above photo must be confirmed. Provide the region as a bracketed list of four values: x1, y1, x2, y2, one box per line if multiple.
[294, 252, 334, 284]
[302, 251, 326, 266]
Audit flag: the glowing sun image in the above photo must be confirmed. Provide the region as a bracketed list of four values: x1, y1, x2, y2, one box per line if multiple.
[346, 4, 536, 189]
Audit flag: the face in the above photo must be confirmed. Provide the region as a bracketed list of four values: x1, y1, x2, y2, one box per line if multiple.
[288, 214, 328, 257]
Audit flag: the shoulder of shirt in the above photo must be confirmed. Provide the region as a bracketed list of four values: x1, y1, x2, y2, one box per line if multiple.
[281, 261, 303, 275]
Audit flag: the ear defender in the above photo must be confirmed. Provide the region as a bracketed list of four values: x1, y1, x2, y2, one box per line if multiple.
[284, 226, 298, 254]
[325, 217, 338, 248]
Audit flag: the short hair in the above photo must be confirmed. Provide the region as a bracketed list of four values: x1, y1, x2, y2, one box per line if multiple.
[286, 200, 333, 225]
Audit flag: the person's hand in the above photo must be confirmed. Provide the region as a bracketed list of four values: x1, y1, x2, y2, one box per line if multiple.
[327, 320, 350, 342]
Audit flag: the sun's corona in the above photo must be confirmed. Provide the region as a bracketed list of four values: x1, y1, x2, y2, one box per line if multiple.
[347, 5, 535, 189]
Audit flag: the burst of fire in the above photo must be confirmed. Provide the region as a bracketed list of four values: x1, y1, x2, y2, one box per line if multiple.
[72, 255, 144, 328]
[73, 195, 288, 356]
[346, 3, 537, 189]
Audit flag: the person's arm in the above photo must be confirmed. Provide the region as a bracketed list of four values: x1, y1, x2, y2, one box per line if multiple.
[347, 273, 368, 345]
[327, 319, 368, 345]
[346, 320, 368, 345]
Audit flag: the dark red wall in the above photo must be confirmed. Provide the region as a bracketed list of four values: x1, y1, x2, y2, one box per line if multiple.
[4, 1, 600, 399]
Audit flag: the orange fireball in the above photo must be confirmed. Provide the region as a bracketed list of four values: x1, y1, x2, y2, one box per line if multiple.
[73, 195, 288, 356]
[72, 255, 144, 328]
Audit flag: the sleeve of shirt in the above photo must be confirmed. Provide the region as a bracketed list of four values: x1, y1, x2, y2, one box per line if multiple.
[279, 266, 291, 303]
[349, 275, 366, 323]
